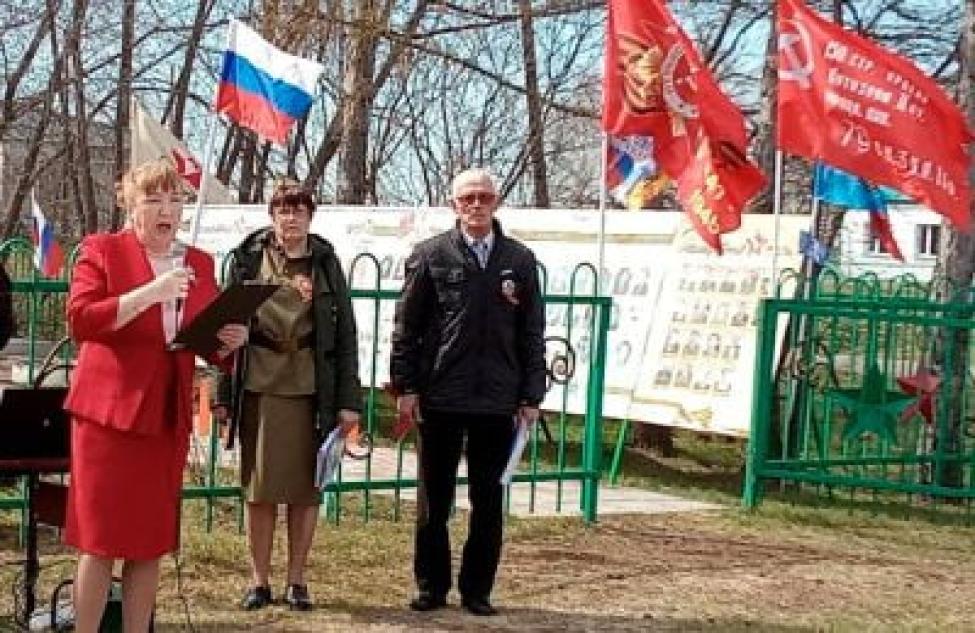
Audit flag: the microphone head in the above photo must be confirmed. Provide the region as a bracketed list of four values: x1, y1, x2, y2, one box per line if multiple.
[170, 240, 188, 261]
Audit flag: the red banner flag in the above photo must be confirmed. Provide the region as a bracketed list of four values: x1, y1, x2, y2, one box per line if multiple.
[675, 138, 768, 251]
[777, 0, 972, 229]
[602, 0, 765, 252]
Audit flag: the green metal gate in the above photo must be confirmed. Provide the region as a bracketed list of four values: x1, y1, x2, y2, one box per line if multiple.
[744, 270, 975, 508]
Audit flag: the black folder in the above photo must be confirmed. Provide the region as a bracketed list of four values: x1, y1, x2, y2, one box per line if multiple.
[0, 386, 69, 462]
[170, 282, 280, 356]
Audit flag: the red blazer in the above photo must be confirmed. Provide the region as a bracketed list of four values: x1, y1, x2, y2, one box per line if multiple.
[64, 230, 223, 435]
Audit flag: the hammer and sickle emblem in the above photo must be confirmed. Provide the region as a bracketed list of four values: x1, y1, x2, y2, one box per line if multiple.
[661, 45, 698, 121]
[778, 18, 814, 89]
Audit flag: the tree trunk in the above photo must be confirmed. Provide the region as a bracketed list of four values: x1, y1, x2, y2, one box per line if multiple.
[0, 3, 55, 141]
[111, 0, 136, 230]
[163, 0, 215, 138]
[750, 2, 778, 215]
[216, 124, 241, 185]
[337, 0, 379, 204]
[237, 132, 257, 204]
[251, 141, 271, 203]
[518, 0, 550, 208]
[935, 0, 975, 489]
[307, 1, 427, 194]
[66, 0, 98, 233]
[1, 0, 64, 239]
[286, 118, 307, 178]
[1, 92, 56, 240]
[55, 16, 85, 237]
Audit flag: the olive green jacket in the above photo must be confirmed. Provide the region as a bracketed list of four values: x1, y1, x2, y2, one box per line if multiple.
[216, 228, 361, 447]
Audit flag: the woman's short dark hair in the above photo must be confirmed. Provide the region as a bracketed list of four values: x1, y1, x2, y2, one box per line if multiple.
[269, 178, 315, 215]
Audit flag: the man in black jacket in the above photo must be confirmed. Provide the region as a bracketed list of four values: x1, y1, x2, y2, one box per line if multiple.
[391, 168, 546, 616]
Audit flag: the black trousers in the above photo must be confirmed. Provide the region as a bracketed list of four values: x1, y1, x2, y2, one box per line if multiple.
[414, 409, 515, 601]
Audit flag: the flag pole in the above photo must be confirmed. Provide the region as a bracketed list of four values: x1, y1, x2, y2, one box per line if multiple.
[597, 132, 608, 289]
[188, 20, 235, 247]
[771, 149, 783, 287]
[186, 114, 218, 247]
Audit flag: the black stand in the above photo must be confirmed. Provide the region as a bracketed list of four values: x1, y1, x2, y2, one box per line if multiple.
[0, 385, 69, 628]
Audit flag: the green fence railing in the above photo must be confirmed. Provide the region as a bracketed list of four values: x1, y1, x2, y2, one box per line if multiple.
[744, 270, 975, 509]
[2, 243, 612, 533]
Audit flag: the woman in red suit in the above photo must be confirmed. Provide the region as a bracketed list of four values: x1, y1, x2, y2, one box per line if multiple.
[63, 159, 247, 633]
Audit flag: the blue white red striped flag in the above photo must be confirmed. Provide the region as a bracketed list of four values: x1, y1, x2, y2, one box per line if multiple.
[604, 135, 669, 209]
[215, 20, 324, 145]
[30, 192, 64, 278]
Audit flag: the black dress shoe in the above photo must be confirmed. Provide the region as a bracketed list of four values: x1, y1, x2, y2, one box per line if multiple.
[241, 585, 273, 610]
[409, 593, 447, 612]
[461, 596, 498, 616]
[284, 584, 313, 611]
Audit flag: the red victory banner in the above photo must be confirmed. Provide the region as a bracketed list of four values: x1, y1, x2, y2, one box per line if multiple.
[602, 0, 765, 252]
[778, 0, 972, 229]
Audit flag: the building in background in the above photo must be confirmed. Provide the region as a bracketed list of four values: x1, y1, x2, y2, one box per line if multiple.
[0, 109, 116, 241]
[832, 205, 943, 280]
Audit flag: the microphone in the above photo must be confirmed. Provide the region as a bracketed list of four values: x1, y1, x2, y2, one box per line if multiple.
[170, 240, 188, 322]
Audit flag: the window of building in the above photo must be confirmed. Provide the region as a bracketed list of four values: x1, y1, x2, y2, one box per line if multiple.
[865, 227, 887, 255]
[916, 224, 941, 258]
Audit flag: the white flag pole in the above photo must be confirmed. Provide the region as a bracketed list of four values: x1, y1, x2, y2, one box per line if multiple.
[129, 95, 139, 168]
[188, 20, 235, 247]
[597, 132, 608, 288]
[186, 115, 218, 247]
[771, 149, 784, 287]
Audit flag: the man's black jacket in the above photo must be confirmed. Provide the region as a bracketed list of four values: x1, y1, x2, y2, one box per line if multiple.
[391, 219, 546, 415]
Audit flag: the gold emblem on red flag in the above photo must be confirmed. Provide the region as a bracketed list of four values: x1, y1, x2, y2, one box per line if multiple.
[618, 33, 665, 114]
[617, 27, 699, 137]
[684, 140, 727, 237]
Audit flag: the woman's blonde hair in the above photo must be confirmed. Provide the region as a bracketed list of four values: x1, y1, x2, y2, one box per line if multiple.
[116, 158, 184, 210]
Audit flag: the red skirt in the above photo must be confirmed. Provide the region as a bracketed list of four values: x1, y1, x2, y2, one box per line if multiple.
[64, 417, 188, 560]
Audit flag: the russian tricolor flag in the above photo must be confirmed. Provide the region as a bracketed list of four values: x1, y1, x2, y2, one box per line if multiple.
[30, 192, 64, 278]
[215, 20, 324, 145]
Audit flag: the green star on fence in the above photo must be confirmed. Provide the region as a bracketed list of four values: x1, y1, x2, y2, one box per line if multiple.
[828, 363, 918, 445]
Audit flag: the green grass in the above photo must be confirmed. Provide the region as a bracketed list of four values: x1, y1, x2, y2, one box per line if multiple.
[6, 426, 975, 630]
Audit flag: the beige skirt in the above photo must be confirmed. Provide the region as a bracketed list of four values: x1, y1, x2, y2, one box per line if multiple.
[239, 391, 320, 505]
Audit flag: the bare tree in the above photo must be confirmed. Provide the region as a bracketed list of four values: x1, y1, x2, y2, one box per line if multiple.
[1, 0, 66, 239]
[932, 0, 975, 488]
[111, 0, 136, 230]
[0, 1, 57, 140]
[66, 0, 99, 233]
[518, 0, 549, 207]
[161, 0, 217, 138]
[336, 1, 380, 204]
[2, 1, 962, 241]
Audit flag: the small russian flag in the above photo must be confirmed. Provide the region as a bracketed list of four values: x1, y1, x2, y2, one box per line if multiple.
[30, 192, 64, 278]
[215, 20, 324, 145]
[604, 134, 669, 210]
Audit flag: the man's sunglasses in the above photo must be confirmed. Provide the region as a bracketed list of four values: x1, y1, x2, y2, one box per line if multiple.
[455, 192, 497, 205]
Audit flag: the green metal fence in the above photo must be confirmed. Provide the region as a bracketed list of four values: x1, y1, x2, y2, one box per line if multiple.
[1, 242, 611, 531]
[0, 238, 77, 383]
[744, 269, 975, 509]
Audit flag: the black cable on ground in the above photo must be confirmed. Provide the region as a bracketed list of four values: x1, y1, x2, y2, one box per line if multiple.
[172, 552, 197, 633]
